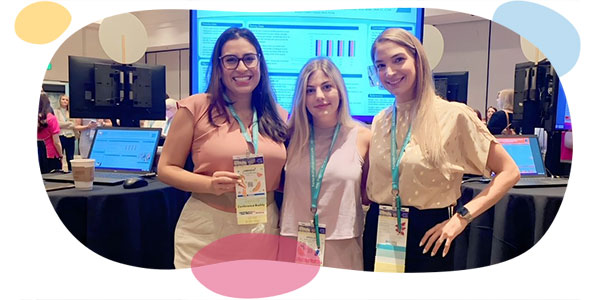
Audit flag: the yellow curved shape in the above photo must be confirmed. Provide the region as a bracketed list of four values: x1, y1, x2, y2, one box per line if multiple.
[15, 1, 71, 44]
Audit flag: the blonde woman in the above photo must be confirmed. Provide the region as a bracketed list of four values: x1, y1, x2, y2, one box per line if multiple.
[280, 57, 371, 270]
[366, 28, 520, 272]
[487, 89, 515, 135]
[55, 94, 76, 170]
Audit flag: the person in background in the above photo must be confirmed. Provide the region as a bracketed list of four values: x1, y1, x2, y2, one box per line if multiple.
[74, 118, 112, 158]
[486, 106, 497, 124]
[142, 97, 178, 136]
[472, 108, 484, 123]
[365, 28, 520, 272]
[279, 57, 371, 270]
[157, 27, 288, 269]
[54, 94, 76, 170]
[487, 89, 515, 135]
[37, 92, 63, 173]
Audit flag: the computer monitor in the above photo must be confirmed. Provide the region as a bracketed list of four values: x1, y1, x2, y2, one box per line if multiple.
[433, 71, 469, 104]
[554, 80, 571, 131]
[68, 55, 166, 127]
[190, 8, 425, 123]
[512, 60, 555, 134]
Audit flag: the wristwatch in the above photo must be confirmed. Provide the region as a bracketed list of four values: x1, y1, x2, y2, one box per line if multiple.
[456, 206, 473, 223]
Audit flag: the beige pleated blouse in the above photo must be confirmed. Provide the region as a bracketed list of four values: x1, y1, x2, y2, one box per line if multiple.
[366, 98, 497, 210]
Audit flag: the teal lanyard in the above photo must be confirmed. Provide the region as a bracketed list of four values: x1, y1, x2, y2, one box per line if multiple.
[224, 94, 259, 154]
[391, 105, 412, 229]
[309, 122, 341, 251]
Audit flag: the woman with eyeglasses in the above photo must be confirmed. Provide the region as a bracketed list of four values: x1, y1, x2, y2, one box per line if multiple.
[158, 27, 288, 269]
[364, 28, 520, 272]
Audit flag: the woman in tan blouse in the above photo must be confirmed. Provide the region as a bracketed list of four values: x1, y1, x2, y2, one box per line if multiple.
[365, 28, 520, 272]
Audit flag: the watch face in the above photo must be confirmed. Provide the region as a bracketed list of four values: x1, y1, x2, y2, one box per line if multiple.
[458, 206, 468, 216]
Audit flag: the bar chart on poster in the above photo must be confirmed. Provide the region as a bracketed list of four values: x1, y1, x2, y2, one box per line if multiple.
[191, 9, 424, 122]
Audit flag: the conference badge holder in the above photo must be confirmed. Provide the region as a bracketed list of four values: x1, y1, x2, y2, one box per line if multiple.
[374, 205, 409, 272]
[295, 221, 326, 266]
[233, 153, 268, 225]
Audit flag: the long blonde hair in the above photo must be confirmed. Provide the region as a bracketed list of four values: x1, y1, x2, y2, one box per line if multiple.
[371, 28, 445, 169]
[287, 57, 358, 159]
[497, 89, 514, 111]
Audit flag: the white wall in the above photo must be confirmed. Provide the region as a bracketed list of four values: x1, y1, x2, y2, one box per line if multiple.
[487, 22, 528, 108]
[139, 10, 189, 49]
[45, 25, 111, 82]
[44, 11, 190, 100]
[432, 20, 490, 113]
[432, 19, 529, 114]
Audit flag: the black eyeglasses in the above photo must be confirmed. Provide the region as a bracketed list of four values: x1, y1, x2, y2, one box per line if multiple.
[219, 53, 260, 70]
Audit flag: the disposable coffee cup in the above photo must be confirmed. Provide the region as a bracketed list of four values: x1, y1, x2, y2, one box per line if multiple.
[71, 158, 95, 190]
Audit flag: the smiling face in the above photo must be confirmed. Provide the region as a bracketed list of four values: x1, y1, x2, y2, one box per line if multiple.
[487, 107, 496, 120]
[305, 70, 340, 126]
[219, 38, 261, 100]
[373, 40, 417, 102]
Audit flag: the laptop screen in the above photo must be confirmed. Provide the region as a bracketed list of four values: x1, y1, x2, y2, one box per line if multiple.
[496, 136, 545, 176]
[88, 128, 161, 172]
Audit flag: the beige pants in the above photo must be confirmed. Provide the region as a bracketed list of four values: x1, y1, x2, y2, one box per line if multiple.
[174, 193, 279, 269]
[324, 237, 364, 271]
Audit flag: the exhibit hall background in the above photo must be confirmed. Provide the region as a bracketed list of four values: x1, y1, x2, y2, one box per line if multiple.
[44, 10, 526, 115]
[2, 0, 596, 300]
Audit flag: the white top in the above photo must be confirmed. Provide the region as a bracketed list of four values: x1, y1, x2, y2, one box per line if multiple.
[280, 125, 365, 240]
[55, 108, 75, 138]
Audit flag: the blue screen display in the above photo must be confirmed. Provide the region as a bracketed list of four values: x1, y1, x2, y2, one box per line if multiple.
[89, 129, 160, 172]
[497, 137, 546, 176]
[190, 8, 424, 122]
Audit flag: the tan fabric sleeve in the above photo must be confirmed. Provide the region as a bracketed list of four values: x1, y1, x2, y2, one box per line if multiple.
[454, 105, 497, 177]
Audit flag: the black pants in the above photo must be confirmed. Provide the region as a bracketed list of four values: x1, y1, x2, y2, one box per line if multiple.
[59, 136, 75, 170]
[363, 203, 459, 272]
[37, 140, 47, 173]
[38, 140, 63, 174]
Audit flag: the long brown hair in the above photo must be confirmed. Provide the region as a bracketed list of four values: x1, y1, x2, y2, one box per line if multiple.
[205, 27, 287, 143]
[38, 93, 54, 132]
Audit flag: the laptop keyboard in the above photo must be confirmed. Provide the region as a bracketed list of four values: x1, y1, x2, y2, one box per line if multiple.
[516, 177, 568, 186]
[96, 172, 141, 179]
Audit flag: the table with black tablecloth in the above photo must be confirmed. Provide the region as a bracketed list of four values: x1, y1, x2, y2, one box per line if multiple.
[363, 182, 565, 271]
[453, 182, 565, 270]
[47, 178, 189, 269]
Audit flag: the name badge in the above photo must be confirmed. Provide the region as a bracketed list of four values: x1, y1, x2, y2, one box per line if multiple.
[374, 205, 409, 272]
[295, 222, 326, 266]
[233, 153, 268, 225]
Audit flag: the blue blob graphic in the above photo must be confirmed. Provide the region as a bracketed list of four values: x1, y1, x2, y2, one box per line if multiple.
[493, 1, 579, 76]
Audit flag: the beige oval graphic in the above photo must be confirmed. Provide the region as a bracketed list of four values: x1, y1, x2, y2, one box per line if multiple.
[15, 1, 71, 44]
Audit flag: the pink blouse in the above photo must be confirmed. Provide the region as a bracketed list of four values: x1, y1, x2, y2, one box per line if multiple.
[280, 125, 365, 240]
[177, 94, 287, 192]
[37, 113, 61, 158]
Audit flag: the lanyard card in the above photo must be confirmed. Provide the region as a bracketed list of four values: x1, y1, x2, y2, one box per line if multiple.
[374, 205, 409, 273]
[233, 154, 268, 225]
[295, 222, 326, 266]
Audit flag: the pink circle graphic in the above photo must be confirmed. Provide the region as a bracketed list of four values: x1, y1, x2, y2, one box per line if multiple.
[191, 233, 320, 298]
